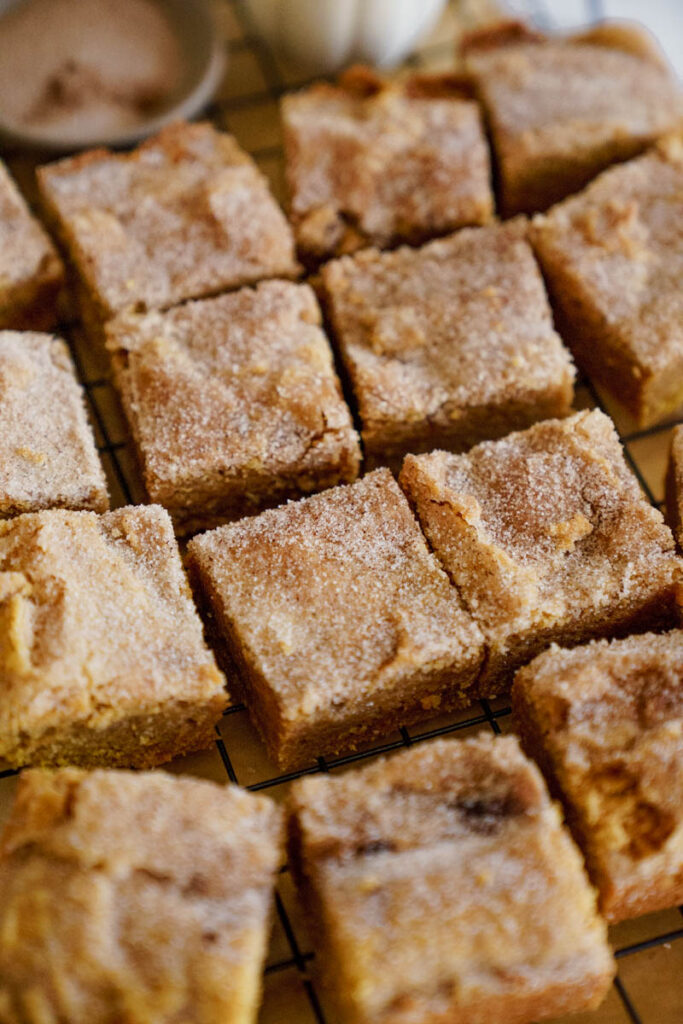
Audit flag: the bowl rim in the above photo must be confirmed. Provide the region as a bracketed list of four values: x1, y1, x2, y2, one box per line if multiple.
[0, 0, 225, 152]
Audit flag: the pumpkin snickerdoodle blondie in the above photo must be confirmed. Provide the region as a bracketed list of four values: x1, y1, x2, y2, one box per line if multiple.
[319, 219, 574, 468]
[0, 159, 63, 331]
[0, 768, 283, 1023]
[463, 21, 683, 216]
[282, 66, 493, 266]
[0, 504, 227, 768]
[106, 280, 360, 534]
[666, 424, 683, 548]
[513, 631, 683, 922]
[287, 734, 614, 1024]
[400, 410, 681, 692]
[187, 469, 484, 770]
[0, 330, 108, 518]
[532, 136, 683, 428]
[37, 121, 299, 337]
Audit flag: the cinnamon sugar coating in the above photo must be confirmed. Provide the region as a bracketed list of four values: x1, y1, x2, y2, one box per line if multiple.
[0, 768, 283, 1023]
[463, 21, 683, 216]
[0, 160, 64, 331]
[0, 505, 227, 768]
[666, 424, 683, 548]
[282, 68, 493, 266]
[287, 734, 614, 1024]
[187, 470, 484, 770]
[399, 410, 681, 692]
[513, 631, 683, 922]
[532, 137, 683, 428]
[106, 281, 360, 534]
[319, 220, 574, 466]
[0, 331, 108, 518]
[37, 121, 299, 330]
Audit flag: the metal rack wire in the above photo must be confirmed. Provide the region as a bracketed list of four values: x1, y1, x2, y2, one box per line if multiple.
[1, 1, 682, 1021]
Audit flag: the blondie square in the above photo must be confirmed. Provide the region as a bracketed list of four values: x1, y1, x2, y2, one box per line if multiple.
[399, 410, 681, 692]
[666, 424, 683, 547]
[319, 220, 575, 467]
[0, 505, 227, 769]
[37, 121, 299, 335]
[0, 331, 108, 518]
[106, 281, 360, 534]
[282, 67, 493, 266]
[532, 137, 683, 428]
[463, 21, 683, 216]
[513, 631, 683, 922]
[0, 768, 283, 1023]
[287, 734, 614, 1024]
[0, 160, 64, 330]
[187, 469, 484, 770]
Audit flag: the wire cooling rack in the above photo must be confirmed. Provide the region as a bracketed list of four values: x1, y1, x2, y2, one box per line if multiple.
[1, 1, 683, 1021]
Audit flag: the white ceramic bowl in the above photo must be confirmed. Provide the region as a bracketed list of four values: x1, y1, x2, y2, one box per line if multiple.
[0, 0, 224, 151]
[243, 0, 448, 73]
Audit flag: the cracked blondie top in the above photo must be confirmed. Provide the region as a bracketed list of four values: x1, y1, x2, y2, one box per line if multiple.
[0, 160, 64, 331]
[400, 410, 681, 690]
[320, 219, 574, 465]
[0, 504, 227, 768]
[187, 469, 484, 770]
[287, 734, 614, 1024]
[37, 121, 299, 325]
[666, 424, 683, 548]
[513, 631, 683, 922]
[282, 67, 493, 265]
[464, 21, 683, 215]
[532, 136, 683, 428]
[0, 768, 283, 1024]
[0, 331, 108, 518]
[106, 281, 360, 533]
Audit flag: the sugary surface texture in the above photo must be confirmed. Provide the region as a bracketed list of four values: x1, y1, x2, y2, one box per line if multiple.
[188, 470, 484, 768]
[37, 121, 299, 321]
[106, 281, 360, 529]
[532, 137, 683, 427]
[282, 70, 493, 264]
[288, 734, 614, 1024]
[0, 331, 108, 517]
[666, 424, 683, 547]
[0, 160, 63, 330]
[320, 220, 574, 460]
[0, 505, 227, 767]
[0, 768, 283, 1024]
[399, 410, 681, 686]
[465, 23, 683, 214]
[513, 631, 683, 921]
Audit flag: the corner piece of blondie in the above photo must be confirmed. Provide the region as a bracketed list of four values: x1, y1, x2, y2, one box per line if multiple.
[287, 733, 614, 1024]
[0, 768, 283, 1023]
[513, 630, 683, 922]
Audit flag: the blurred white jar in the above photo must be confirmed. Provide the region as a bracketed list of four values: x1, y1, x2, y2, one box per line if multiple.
[242, 0, 448, 72]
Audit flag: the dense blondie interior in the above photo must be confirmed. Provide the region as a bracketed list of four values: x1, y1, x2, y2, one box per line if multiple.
[287, 734, 614, 1024]
[513, 631, 683, 922]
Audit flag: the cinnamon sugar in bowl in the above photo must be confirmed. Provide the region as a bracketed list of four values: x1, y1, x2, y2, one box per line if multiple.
[0, 0, 224, 150]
